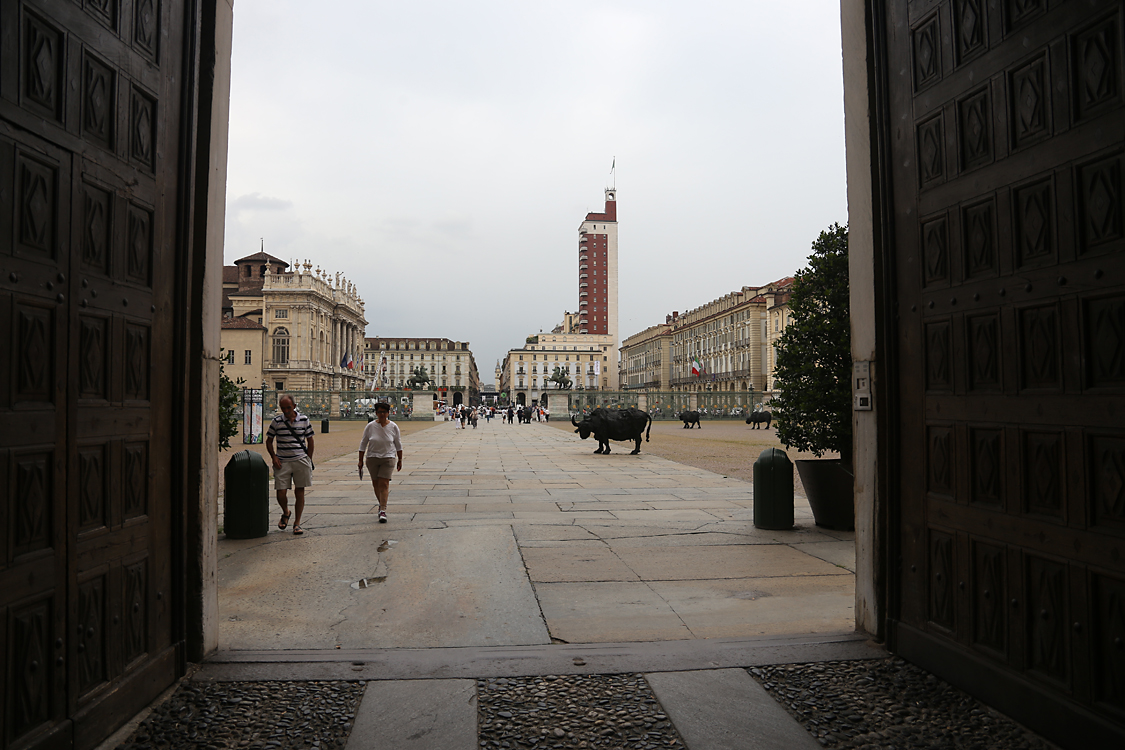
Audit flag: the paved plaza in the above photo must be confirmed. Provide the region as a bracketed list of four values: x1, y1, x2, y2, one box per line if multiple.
[217, 418, 857, 652]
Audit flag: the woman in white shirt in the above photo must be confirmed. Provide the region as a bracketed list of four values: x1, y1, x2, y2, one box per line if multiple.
[357, 402, 403, 523]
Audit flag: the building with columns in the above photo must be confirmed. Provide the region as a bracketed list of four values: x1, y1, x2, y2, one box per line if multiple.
[620, 317, 674, 390]
[221, 251, 367, 391]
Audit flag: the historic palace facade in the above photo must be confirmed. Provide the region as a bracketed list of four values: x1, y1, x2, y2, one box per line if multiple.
[498, 332, 615, 405]
[221, 251, 367, 391]
[661, 278, 792, 394]
[363, 337, 480, 405]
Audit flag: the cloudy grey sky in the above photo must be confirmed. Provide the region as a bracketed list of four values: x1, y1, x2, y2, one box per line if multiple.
[223, 1, 848, 384]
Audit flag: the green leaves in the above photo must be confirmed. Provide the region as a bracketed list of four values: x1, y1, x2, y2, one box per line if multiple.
[773, 223, 852, 460]
[218, 350, 244, 451]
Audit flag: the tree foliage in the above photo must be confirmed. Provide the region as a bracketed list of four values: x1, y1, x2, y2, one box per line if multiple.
[218, 351, 244, 450]
[773, 223, 852, 461]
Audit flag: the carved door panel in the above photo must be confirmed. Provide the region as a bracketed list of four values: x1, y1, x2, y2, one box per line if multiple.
[1, 1, 187, 748]
[883, 0, 1125, 737]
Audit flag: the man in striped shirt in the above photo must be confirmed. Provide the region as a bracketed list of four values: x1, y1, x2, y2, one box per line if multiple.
[265, 395, 315, 535]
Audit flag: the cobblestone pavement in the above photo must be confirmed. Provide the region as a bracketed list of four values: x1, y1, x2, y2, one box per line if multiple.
[750, 658, 1059, 749]
[112, 658, 1058, 749]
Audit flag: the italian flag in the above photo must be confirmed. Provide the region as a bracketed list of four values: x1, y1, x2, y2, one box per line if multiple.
[691, 359, 701, 377]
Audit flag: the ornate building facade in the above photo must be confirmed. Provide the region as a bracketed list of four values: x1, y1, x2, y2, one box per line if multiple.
[620, 317, 674, 390]
[498, 333, 615, 405]
[362, 337, 480, 405]
[664, 278, 793, 394]
[221, 251, 367, 391]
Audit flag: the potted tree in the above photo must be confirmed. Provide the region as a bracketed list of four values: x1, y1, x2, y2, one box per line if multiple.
[772, 223, 854, 530]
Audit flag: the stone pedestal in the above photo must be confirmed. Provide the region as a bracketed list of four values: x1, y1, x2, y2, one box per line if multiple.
[412, 391, 435, 421]
[541, 389, 572, 416]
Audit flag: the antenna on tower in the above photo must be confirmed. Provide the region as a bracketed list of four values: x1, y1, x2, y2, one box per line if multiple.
[609, 157, 615, 189]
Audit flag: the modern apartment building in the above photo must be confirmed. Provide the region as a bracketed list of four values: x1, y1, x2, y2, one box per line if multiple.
[577, 188, 619, 388]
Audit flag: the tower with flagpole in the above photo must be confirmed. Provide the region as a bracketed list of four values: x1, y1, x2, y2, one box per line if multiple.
[576, 161, 619, 389]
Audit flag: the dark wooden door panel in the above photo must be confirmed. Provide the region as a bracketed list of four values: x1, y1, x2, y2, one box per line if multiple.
[1, 0, 189, 747]
[883, 0, 1125, 740]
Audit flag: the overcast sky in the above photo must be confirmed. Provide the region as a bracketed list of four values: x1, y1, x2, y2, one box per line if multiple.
[223, 1, 848, 384]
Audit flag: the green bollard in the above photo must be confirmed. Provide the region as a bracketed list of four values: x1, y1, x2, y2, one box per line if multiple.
[224, 450, 270, 538]
[754, 447, 794, 530]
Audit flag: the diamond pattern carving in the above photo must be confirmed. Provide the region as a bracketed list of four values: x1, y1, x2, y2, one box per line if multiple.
[917, 115, 944, 187]
[928, 426, 954, 496]
[1014, 180, 1053, 266]
[18, 156, 56, 256]
[1094, 574, 1125, 710]
[1074, 19, 1118, 120]
[134, 0, 158, 58]
[125, 325, 150, 399]
[1028, 555, 1068, 683]
[1078, 156, 1122, 253]
[11, 602, 51, 739]
[128, 204, 153, 284]
[130, 88, 156, 171]
[124, 561, 147, 664]
[926, 321, 952, 391]
[964, 200, 996, 277]
[959, 88, 992, 169]
[78, 576, 107, 694]
[972, 542, 1006, 655]
[18, 307, 51, 401]
[124, 442, 148, 519]
[913, 16, 941, 92]
[930, 532, 955, 630]
[23, 15, 62, 120]
[79, 317, 107, 398]
[1024, 432, 1062, 516]
[971, 429, 1002, 505]
[85, 0, 117, 28]
[83, 184, 112, 271]
[1011, 54, 1048, 148]
[1020, 306, 1060, 389]
[922, 216, 948, 286]
[1087, 295, 1125, 387]
[1091, 435, 1125, 527]
[954, 0, 985, 64]
[968, 314, 1000, 390]
[83, 55, 115, 148]
[1006, 0, 1044, 31]
[14, 453, 50, 556]
[78, 446, 106, 529]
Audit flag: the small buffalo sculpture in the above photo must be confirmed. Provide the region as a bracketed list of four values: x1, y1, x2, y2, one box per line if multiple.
[679, 410, 701, 428]
[572, 407, 652, 455]
[746, 410, 772, 429]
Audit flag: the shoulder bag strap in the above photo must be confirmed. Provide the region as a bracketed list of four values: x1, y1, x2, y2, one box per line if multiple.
[281, 418, 314, 469]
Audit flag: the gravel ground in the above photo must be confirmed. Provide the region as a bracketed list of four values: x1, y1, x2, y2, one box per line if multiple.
[749, 658, 1059, 749]
[113, 681, 365, 749]
[546, 419, 834, 494]
[478, 673, 684, 749]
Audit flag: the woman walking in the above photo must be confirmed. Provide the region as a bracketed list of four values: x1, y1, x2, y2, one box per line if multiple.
[358, 402, 402, 523]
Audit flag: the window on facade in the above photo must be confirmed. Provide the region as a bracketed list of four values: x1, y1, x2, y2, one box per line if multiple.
[244, 350, 252, 365]
[275, 381, 284, 390]
[275, 309, 288, 319]
[272, 328, 290, 364]
[226, 349, 234, 364]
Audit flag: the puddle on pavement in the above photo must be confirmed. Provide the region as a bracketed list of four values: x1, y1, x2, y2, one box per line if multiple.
[351, 540, 396, 589]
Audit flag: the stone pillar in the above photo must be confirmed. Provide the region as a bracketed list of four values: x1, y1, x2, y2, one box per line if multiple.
[689, 392, 698, 411]
[637, 393, 647, 412]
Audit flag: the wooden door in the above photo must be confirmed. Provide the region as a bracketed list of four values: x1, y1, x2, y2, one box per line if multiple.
[880, 0, 1125, 743]
[1, 1, 192, 747]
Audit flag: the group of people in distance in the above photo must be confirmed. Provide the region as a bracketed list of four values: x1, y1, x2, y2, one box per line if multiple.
[263, 398, 552, 536]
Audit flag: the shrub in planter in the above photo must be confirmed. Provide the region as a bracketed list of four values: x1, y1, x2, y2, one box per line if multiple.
[772, 223, 854, 530]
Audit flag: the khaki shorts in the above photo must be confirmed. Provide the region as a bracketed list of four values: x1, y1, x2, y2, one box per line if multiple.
[275, 456, 313, 489]
[366, 456, 397, 480]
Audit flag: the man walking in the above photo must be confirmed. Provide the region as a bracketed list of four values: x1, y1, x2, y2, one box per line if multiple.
[266, 395, 315, 535]
[358, 402, 402, 523]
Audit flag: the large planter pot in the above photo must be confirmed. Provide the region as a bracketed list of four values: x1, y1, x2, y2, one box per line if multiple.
[795, 459, 855, 531]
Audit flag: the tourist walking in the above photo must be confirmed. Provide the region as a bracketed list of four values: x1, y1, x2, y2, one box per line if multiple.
[358, 402, 402, 524]
[265, 394, 315, 536]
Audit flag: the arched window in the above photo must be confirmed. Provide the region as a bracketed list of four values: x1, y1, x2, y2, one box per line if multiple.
[273, 327, 290, 364]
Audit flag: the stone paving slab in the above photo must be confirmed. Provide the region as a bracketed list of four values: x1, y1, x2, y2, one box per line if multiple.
[646, 669, 822, 750]
[218, 420, 855, 651]
[347, 679, 477, 750]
